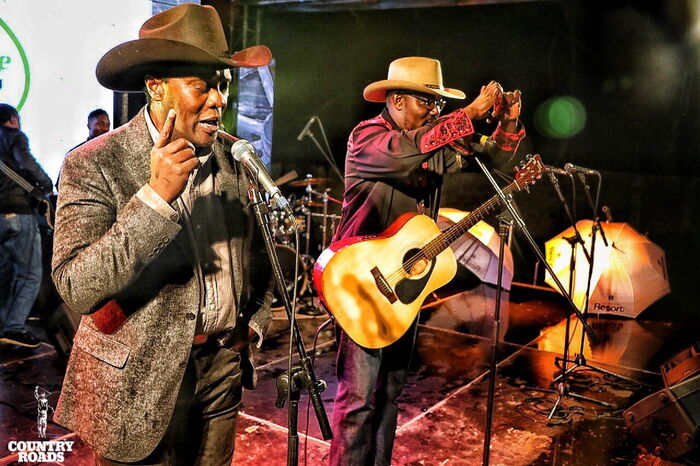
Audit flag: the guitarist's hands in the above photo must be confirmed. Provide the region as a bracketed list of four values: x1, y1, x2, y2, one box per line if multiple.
[496, 90, 522, 132]
[465, 81, 502, 120]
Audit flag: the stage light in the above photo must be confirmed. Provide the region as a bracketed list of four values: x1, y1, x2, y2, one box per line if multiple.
[534, 96, 586, 139]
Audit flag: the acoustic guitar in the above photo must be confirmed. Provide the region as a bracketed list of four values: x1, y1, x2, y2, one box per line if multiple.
[313, 154, 544, 349]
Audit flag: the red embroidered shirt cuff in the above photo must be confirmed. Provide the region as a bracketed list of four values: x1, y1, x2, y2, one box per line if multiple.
[419, 108, 474, 154]
[492, 121, 526, 152]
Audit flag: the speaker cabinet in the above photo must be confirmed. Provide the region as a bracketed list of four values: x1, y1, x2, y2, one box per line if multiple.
[624, 373, 700, 460]
[662, 342, 700, 387]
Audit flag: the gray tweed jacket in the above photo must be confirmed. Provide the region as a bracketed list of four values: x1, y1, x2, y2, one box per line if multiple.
[51, 109, 273, 462]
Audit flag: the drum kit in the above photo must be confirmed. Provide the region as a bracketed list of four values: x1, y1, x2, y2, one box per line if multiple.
[269, 174, 342, 311]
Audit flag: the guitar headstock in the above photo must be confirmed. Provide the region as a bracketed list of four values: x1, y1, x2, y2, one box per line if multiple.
[514, 154, 544, 192]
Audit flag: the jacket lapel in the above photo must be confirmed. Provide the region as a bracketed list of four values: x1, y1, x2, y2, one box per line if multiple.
[120, 108, 154, 194]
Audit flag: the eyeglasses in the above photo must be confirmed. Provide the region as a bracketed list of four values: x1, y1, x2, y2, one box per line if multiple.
[401, 92, 446, 112]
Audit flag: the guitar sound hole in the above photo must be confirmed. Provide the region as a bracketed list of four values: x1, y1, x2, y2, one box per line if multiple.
[402, 249, 427, 276]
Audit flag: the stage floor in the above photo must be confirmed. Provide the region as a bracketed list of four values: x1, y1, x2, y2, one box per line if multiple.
[1, 281, 695, 465]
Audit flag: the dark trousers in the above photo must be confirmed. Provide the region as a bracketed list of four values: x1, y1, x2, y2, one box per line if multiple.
[329, 321, 418, 466]
[96, 343, 242, 466]
[0, 214, 42, 334]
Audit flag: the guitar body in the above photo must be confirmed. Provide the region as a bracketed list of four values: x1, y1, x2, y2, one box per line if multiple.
[314, 155, 546, 349]
[314, 213, 457, 349]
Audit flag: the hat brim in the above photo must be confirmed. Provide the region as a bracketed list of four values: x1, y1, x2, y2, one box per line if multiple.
[363, 80, 465, 103]
[96, 39, 272, 92]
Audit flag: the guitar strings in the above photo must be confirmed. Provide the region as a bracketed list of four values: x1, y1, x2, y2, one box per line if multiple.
[384, 182, 521, 286]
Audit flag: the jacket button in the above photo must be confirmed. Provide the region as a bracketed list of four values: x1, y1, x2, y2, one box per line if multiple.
[186, 313, 196, 321]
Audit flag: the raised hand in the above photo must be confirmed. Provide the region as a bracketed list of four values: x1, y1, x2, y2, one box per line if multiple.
[499, 90, 521, 123]
[465, 81, 502, 120]
[148, 109, 199, 203]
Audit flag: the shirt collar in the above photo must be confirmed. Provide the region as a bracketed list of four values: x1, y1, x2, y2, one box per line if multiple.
[381, 107, 401, 131]
[144, 106, 160, 144]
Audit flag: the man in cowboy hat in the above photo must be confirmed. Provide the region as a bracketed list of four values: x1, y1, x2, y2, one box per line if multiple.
[51, 4, 274, 464]
[329, 56, 525, 465]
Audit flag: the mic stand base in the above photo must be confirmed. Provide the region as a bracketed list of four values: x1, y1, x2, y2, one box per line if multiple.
[553, 352, 641, 387]
[527, 382, 616, 424]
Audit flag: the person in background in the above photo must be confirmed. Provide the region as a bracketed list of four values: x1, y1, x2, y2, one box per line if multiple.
[0, 103, 53, 348]
[86, 108, 110, 140]
[329, 56, 525, 465]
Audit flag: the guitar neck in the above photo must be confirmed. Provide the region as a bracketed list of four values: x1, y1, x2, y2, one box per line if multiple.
[423, 180, 522, 260]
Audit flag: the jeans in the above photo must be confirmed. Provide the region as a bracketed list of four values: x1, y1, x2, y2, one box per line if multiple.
[329, 320, 418, 466]
[96, 343, 243, 466]
[0, 213, 42, 334]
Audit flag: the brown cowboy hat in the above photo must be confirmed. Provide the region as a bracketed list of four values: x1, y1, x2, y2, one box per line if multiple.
[363, 57, 465, 102]
[96, 3, 272, 92]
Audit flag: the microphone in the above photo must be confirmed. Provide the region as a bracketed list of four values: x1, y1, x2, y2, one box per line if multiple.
[602, 205, 613, 222]
[297, 116, 317, 141]
[231, 139, 294, 218]
[544, 164, 569, 176]
[564, 163, 599, 175]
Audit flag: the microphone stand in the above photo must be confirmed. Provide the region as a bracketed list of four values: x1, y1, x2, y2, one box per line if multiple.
[482, 211, 512, 466]
[471, 156, 599, 441]
[299, 119, 344, 182]
[557, 173, 638, 386]
[526, 170, 616, 424]
[246, 183, 333, 466]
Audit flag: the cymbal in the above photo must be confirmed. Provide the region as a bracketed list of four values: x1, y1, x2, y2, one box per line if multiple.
[288, 177, 330, 187]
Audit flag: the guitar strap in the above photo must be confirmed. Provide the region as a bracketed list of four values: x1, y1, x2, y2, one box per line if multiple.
[420, 153, 443, 221]
[0, 159, 41, 197]
[0, 159, 53, 228]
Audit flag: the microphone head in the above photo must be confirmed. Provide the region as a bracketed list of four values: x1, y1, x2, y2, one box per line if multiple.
[231, 139, 254, 162]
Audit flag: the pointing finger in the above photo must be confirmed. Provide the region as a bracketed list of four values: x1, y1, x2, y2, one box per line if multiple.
[155, 109, 176, 148]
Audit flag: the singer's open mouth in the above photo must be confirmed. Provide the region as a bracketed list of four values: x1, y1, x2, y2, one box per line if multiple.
[199, 118, 220, 133]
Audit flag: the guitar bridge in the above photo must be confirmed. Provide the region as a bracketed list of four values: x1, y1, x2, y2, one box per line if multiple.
[371, 267, 397, 304]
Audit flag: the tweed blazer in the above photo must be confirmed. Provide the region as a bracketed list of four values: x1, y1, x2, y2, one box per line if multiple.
[51, 109, 273, 462]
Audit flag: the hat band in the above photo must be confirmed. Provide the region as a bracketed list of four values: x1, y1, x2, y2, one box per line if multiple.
[424, 83, 444, 90]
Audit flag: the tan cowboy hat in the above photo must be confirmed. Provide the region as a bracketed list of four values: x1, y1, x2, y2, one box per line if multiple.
[364, 57, 465, 102]
[96, 3, 272, 92]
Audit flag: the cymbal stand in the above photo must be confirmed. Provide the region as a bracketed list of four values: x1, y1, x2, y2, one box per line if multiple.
[321, 188, 330, 250]
[300, 183, 316, 256]
[303, 183, 334, 253]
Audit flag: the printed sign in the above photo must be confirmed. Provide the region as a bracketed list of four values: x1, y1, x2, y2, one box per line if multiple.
[0, 18, 30, 110]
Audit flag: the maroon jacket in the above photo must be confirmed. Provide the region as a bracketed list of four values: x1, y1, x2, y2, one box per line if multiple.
[333, 107, 525, 241]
